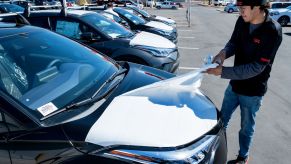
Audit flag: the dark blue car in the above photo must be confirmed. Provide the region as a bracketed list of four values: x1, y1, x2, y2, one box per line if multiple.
[0, 21, 226, 163]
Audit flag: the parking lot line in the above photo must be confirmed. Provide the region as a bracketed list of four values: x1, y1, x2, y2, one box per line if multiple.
[178, 30, 193, 32]
[178, 47, 199, 50]
[177, 25, 190, 27]
[179, 37, 195, 39]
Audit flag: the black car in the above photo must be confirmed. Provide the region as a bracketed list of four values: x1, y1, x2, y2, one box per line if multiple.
[0, 21, 227, 164]
[24, 9, 179, 73]
[123, 5, 177, 27]
[112, 7, 178, 44]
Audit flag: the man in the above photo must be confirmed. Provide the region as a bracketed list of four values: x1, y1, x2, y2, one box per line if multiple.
[206, 0, 282, 163]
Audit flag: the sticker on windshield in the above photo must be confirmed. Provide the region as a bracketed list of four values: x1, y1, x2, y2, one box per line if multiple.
[37, 102, 58, 116]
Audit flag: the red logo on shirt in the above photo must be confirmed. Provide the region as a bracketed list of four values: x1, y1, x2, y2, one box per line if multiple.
[260, 58, 270, 63]
[253, 38, 261, 44]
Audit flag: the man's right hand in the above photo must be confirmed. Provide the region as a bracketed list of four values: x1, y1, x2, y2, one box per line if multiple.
[212, 49, 226, 65]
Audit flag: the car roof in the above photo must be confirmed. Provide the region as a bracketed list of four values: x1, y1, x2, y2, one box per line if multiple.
[0, 22, 45, 37]
[29, 9, 95, 17]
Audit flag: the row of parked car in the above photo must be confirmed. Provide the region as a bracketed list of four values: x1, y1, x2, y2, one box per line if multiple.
[0, 1, 227, 163]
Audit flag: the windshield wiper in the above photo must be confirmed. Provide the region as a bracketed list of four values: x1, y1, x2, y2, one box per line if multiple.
[40, 68, 127, 121]
[117, 33, 134, 38]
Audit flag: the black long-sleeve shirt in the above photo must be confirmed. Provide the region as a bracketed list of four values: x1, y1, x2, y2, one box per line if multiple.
[221, 10, 282, 96]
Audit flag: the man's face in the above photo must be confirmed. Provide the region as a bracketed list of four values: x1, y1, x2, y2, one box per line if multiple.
[238, 6, 260, 23]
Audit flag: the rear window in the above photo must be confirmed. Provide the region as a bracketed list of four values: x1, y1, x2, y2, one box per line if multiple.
[270, 2, 291, 9]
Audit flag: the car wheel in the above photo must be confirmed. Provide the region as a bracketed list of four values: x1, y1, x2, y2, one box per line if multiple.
[228, 9, 233, 13]
[278, 16, 290, 26]
[171, 6, 177, 9]
[156, 6, 161, 9]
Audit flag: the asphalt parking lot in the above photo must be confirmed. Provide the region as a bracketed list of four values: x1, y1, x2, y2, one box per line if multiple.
[145, 3, 291, 164]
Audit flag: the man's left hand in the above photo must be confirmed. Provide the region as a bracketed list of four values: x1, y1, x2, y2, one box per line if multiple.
[206, 66, 222, 76]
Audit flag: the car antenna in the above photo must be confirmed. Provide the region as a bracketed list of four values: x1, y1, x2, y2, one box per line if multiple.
[60, 0, 67, 17]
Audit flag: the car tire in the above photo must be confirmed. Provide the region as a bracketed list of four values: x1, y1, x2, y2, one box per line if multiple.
[228, 9, 233, 13]
[171, 6, 177, 9]
[278, 16, 290, 26]
[156, 6, 161, 9]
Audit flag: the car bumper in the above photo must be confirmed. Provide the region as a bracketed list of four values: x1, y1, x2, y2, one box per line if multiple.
[99, 120, 227, 164]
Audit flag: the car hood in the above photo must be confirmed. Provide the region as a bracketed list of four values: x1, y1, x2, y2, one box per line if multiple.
[155, 16, 175, 24]
[85, 64, 218, 148]
[145, 21, 174, 31]
[130, 31, 175, 48]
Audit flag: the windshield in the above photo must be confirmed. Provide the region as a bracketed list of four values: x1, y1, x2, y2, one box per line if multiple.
[82, 13, 133, 38]
[133, 7, 151, 18]
[114, 8, 146, 25]
[0, 29, 118, 119]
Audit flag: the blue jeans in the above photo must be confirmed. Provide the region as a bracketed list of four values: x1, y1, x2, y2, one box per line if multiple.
[221, 85, 263, 158]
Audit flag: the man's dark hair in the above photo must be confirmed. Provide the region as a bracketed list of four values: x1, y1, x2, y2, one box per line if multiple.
[237, 0, 269, 10]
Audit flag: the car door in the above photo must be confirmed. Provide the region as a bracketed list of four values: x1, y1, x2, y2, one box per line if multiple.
[163, 2, 170, 9]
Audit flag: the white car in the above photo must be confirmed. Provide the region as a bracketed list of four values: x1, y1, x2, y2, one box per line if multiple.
[269, 6, 291, 26]
[146, 0, 156, 7]
[212, 0, 232, 6]
[156, 1, 179, 9]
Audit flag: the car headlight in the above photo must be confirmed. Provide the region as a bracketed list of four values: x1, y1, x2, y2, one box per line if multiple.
[163, 21, 176, 28]
[101, 135, 220, 164]
[154, 29, 172, 36]
[134, 45, 175, 57]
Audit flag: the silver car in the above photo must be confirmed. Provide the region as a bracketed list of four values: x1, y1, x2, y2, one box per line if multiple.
[224, 4, 239, 13]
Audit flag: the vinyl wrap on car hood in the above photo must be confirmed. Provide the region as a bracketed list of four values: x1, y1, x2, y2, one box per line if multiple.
[145, 21, 174, 31]
[85, 64, 218, 148]
[130, 31, 176, 48]
[155, 16, 175, 24]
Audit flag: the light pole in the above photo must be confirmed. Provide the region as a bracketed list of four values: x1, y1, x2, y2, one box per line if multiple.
[186, 0, 191, 27]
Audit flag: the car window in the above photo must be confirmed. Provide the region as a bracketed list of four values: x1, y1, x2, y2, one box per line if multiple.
[51, 17, 102, 40]
[0, 29, 118, 119]
[282, 3, 291, 8]
[136, 8, 150, 17]
[0, 6, 7, 13]
[27, 17, 51, 29]
[82, 13, 133, 38]
[114, 8, 146, 25]
[271, 3, 283, 9]
[56, 20, 81, 39]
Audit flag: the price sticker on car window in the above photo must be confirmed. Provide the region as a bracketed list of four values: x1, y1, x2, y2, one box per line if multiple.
[37, 102, 58, 116]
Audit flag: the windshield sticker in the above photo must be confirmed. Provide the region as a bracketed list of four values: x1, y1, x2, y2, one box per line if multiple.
[37, 102, 58, 116]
